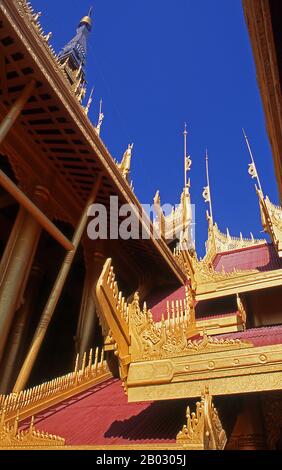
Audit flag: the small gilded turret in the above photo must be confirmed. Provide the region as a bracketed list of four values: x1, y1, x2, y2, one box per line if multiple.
[58, 7, 94, 100]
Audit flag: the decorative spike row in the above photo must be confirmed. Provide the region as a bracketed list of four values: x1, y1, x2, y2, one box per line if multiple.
[0, 346, 108, 419]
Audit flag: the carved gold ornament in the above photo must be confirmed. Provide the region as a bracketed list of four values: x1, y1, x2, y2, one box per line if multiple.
[0, 411, 65, 448]
[176, 387, 227, 450]
[95, 259, 252, 389]
[0, 347, 110, 423]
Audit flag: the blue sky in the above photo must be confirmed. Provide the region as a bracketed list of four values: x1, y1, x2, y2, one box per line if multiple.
[32, 0, 279, 256]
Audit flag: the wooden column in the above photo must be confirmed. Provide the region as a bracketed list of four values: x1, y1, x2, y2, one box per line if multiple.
[226, 395, 266, 450]
[0, 186, 49, 363]
[0, 262, 44, 394]
[13, 174, 102, 392]
[0, 206, 26, 287]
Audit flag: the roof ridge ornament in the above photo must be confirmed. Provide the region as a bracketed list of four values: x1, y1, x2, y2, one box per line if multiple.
[118, 143, 134, 181]
[153, 125, 194, 249]
[257, 190, 282, 257]
[204, 221, 266, 263]
[96, 99, 105, 135]
[244, 129, 282, 257]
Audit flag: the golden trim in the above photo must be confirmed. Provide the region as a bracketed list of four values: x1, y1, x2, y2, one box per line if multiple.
[95, 259, 253, 393]
[127, 343, 282, 402]
[0, 411, 65, 448]
[258, 189, 282, 257]
[1, 348, 110, 423]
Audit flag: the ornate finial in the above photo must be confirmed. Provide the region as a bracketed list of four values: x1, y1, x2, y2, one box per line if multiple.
[58, 6, 94, 99]
[79, 6, 93, 31]
[96, 99, 104, 135]
[118, 143, 134, 180]
[202, 148, 214, 224]
[243, 128, 263, 194]
[84, 88, 94, 115]
[183, 123, 192, 187]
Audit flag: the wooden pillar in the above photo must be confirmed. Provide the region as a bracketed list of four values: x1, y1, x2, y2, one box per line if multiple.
[76, 244, 106, 358]
[0, 261, 44, 394]
[13, 174, 102, 392]
[226, 395, 266, 450]
[0, 186, 49, 363]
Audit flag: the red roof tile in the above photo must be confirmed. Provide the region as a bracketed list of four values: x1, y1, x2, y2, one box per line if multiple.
[26, 378, 187, 445]
[216, 325, 282, 347]
[213, 243, 282, 273]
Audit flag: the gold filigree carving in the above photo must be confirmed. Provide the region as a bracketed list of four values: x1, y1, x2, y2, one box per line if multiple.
[96, 259, 251, 389]
[258, 189, 282, 257]
[206, 221, 266, 259]
[0, 411, 65, 448]
[173, 244, 258, 295]
[236, 293, 247, 327]
[153, 185, 193, 245]
[185, 332, 249, 353]
[176, 387, 227, 450]
[193, 253, 258, 285]
[201, 212, 266, 266]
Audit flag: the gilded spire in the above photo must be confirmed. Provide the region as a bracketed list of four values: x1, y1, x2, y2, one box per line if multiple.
[242, 130, 282, 254]
[118, 144, 134, 180]
[96, 99, 104, 135]
[243, 128, 263, 193]
[84, 88, 94, 115]
[58, 7, 94, 71]
[79, 7, 93, 32]
[184, 123, 192, 187]
[202, 149, 214, 224]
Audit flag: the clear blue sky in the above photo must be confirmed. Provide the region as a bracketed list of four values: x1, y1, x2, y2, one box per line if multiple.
[32, 0, 279, 256]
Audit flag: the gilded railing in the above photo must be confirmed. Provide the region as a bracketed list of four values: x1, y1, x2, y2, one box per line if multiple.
[0, 348, 111, 423]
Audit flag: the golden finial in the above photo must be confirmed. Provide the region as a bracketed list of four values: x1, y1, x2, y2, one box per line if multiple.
[183, 123, 192, 188]
[242, 128, 263, 193]
[96, 99, 104, 135]
[119, 143, 134, 179]
[202, 148, 214, 224]
[80, 7, 93, 31]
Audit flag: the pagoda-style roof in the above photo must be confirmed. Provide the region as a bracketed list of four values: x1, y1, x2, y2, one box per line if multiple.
[0, 0, 186, 286]
[19, 378, 187, 447]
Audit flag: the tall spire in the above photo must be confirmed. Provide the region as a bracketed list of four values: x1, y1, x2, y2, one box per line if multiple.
[243, 128, 263, 193]
[96, 99, 104, 135]
[243, 130, 282, 257]
[59, 8, 93, 66]
[183, 123, 192, 187]
[202, 149, 214, 224]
